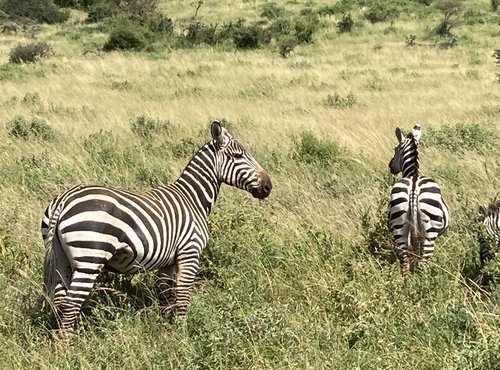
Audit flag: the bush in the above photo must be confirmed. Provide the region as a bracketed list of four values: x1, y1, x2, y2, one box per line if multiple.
[337, 13, 354, 34]
[103, 18, 152, 51]
[184, 22, 220, 46]
[260, 2, 285, 19]
[277, 35, 298, 58]
[6, 116, 57, 141]
[294, 15, 318, 43]
[147, 14, 173, 35]
[493, 49, 500, 83]
[230, 21, 269, 49]
[130, 115, 172, 140]
[9, 42, 53, 64]
[0, 0, 69, 24]
[86, 0, 117, 23]
[364, 5, 400, 23]
[424, 122, 498, 153]
[433, 0, 465, 36]
[293, 131, 346, 168]
[324, 92, 357, 108]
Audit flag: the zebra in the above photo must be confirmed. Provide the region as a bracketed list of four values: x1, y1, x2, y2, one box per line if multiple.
[387, 124, 449, 276]
[477, 200, 500, 265]
[41, 120, 272, 340]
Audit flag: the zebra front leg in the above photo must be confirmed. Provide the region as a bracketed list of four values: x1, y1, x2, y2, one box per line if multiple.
[158, 265, 176, 309]
[174, 248, 201, 317]
[56, 266, 103, 342]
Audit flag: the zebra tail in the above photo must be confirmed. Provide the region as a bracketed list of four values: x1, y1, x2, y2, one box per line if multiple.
[43, 199, 66, 297]
[409, 196, 425, 260]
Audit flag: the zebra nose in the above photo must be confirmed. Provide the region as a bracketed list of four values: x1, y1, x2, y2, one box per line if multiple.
[260, 172, 272, 196]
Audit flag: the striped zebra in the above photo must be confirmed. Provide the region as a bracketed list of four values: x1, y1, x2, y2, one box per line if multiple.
[387, 124, 449, 276]
[41, 120, 272, 339]
[478, 200, 500, 265]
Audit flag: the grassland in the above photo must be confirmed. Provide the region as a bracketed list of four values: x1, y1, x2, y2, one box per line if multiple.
[0, 0, 499, 368]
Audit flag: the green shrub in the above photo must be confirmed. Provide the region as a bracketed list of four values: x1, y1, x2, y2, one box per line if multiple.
[103, 18, 152, 51]
[277, 35, 298, 58]
[230, 21, 269, 49]
[293, 131, 346, 168]
[184, 22, 220, 46]
[433, 0, 465, 37]
[360, 192, 396, 266]
[6, 115, 57, 141]
[424, 123, 498, 153]
[9, 42, 53, 64]
[147, 14, 173, 35]
[324, 92, 357, 108]
[294, 14, 318, 43]
[0, 0, 69, 24]
[86, 0, 116, 23]
[130, 115, 172, 140]
[493, 49, 500, 83]
[337, 13, 354, 33]
[364, 4, 400, 23]
[317, 6, 336, 16]
[260, 2, 285, 19]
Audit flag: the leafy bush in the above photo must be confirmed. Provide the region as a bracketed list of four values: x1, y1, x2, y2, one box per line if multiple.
[360, 193, 396, 265]
[230, 21, 269, 49]
[8, 42, 53, 64]
[494, 49, 500, 83]
[130, 115, 172, 140]
[86, 0, 117, 23]
[293, 14, 318, 43]
[293, 131, 346, 168]
[6, 116, 57, 141]
[103, 18, 152, 51]
[184, 22, 220, 46]
[148, 14, 173, 35]
[433, 0, 465, 36]
[317, 5, 336, 16]
[424, 123, 498, 153]
[277, 35, 298, 58]
[324, 92, 357, 108]
[0, 0, 69, 24]
[260, 2, 285, 19]
[337, 13, 354, 34]
[364, 2, 400, 24]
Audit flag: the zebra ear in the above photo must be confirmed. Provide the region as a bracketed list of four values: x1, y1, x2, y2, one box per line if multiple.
[395, 127, 404, 143]
[478, 204, 487, 220]
[211, 120, 224, 143]
[412, 124, 422, 143]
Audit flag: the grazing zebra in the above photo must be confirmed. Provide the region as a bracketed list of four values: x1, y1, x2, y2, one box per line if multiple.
[41, 120, 272, 339]
[477, 200, 500, 265]
[387, 124, 449, 276]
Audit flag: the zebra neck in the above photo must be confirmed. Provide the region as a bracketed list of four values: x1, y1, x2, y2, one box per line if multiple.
[174, 143, 221, 218]
[402, 143, 419, 178]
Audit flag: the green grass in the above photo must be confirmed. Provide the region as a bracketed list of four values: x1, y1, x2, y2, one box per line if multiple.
[0, 0, 500, 368]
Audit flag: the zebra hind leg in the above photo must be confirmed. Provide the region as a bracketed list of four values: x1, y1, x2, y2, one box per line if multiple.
[158, 265, 176, 310]
[55, 265, 106, 342]
[396, 244, 411, 277]
[417, 239, 435, 272]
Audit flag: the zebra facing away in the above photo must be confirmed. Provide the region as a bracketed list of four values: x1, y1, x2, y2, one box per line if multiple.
[41, 120, 272, 339]
[387, 124, 449, 276]
[478, 200, 500, 265]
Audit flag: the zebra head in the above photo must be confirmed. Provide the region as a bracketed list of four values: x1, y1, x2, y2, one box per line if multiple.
[388, 123, 421, 176]
[211, 120, 272, 199]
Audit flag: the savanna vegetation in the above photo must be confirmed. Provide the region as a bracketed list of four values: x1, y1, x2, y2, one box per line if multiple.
[0, 0, 499, 368]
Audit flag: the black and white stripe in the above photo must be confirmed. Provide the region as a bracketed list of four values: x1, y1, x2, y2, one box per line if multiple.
[478, 200, 500, 265]
[387, 124, 449, 276]
[41, 121, 272, 339]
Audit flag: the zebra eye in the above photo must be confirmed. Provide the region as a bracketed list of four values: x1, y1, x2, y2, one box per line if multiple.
[233, 153, 244, 159]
